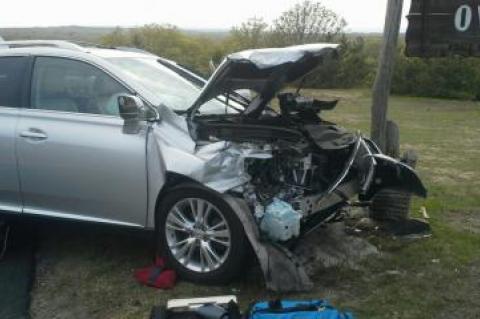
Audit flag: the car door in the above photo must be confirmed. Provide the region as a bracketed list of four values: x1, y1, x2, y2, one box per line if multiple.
[0, 56, 29, 213]
[16, 56, 149, 227]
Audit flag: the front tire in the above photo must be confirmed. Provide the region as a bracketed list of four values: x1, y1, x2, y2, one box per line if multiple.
[156, 184, 248, 284]
[370, 188, 411, 221]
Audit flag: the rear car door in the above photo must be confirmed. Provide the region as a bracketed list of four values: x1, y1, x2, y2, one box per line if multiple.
[16, 56, 149, 227]
[0, 56, 29, 213]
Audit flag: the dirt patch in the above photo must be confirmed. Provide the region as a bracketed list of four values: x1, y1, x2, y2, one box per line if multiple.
[445, 211, 480, 234]
[426, 166, 480, 187]
[295, 222, 380, 275]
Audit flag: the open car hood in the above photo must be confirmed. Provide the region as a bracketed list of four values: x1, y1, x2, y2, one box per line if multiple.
[187, 43, 339, 118]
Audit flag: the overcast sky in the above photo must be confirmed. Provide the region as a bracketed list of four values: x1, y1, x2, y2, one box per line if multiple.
[0, 0, 412, 32]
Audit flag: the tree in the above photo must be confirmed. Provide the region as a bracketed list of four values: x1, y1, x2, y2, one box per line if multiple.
[304, 36, 375, 89]
[101, 27, 129, 47]
[335, 37, 374, 88]
[392, 53, 480, 100]
[228, 17, 269, 50]
[271, 0, 346, 46]
[100, 24, 224, 76]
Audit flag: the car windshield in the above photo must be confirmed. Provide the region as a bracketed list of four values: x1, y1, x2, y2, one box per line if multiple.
[106, 57, 237, 114]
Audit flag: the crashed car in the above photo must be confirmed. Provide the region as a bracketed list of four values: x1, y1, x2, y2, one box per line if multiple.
[0, 41, 426, 290]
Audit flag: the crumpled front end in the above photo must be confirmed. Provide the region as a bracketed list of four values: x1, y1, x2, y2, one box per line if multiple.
[148, 107, 427, 292]
[151, 106, 427, 238]
[146, 43, 427, 291]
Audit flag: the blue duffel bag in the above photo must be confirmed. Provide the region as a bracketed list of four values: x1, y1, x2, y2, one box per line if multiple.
[248, 300, 354, 319]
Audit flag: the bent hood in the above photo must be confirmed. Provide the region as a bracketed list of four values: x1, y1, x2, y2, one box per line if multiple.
[187, 43, 339, 118]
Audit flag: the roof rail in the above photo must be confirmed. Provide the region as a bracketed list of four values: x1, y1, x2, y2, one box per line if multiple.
[0, 40, 160, 57]
[0, 40, 85, 51]
[113, 46, 156, 55]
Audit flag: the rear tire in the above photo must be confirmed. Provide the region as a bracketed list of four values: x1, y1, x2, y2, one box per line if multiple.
[156, 184, 248, 284]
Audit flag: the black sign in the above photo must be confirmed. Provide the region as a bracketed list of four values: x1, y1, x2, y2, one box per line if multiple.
[406, 0, 480, 57]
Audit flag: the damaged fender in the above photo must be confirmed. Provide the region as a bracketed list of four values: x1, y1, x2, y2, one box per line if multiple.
[364, 154, 428, 199]
[145, 106, 270, 229]
[222, 194, 313, 292]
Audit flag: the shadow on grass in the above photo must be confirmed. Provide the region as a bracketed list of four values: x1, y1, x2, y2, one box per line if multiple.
[0, 221, 36, 319]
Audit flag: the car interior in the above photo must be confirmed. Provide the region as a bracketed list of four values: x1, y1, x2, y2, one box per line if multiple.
[31, 58, 128, 116]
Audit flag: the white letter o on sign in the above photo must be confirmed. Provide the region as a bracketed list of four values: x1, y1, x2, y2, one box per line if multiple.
[455, 5, 473, 32]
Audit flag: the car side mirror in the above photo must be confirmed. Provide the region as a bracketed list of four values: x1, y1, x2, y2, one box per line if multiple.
[118, 95, 143, 121]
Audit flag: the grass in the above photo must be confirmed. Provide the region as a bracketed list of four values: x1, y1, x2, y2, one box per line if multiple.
[30, 90, 480, 319]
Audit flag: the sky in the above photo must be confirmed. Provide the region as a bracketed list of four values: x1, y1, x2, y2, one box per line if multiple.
[0, 0, 412, 32]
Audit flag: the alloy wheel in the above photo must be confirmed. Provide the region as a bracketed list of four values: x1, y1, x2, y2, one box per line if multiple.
[164, 198, 231, 273]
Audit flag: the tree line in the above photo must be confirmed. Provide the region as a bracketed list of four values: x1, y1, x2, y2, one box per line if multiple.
[101, 1, 480, 100]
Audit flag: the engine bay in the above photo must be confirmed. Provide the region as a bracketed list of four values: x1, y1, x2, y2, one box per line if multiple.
[193, 93, 361, 242]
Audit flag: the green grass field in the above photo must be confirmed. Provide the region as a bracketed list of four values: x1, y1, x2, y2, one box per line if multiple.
[30, 90, 480, 319]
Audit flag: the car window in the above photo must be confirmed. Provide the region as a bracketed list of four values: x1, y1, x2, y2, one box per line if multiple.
[31, 57, 131, 116]
[0, 56, 28, 108]
[107, 57, 239, 114]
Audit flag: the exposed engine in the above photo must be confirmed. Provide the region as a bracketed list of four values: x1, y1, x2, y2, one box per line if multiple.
[241, 146, 325, 243]
[241, 130, 353, 212]
[245, 146, 326, 208]
[195, 93, 361, 243]
[241, 141, 347, 234]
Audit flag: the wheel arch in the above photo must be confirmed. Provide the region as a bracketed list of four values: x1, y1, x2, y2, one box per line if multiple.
[153, 172, 204, 229]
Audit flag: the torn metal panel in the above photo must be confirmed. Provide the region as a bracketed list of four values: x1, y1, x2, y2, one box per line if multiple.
[223, 195, 313, 292]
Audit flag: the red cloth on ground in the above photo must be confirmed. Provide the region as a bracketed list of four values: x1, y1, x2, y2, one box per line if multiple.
[134, 256, 176, 289]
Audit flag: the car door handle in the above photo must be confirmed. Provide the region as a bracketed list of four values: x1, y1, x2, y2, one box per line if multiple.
[20, 129, 48, 140]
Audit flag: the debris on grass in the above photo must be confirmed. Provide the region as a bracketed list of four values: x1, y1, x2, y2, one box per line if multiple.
[420, 207, 430, 219]
[295, 222, 380, 275]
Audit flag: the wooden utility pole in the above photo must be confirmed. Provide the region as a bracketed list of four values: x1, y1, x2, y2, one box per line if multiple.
[371, 0, 404, 152]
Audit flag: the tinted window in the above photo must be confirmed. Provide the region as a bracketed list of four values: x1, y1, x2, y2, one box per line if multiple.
[0, 57, 28, 108]
[31, 57, 130, 115]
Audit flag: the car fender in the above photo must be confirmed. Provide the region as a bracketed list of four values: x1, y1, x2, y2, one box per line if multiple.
[364, 154, 427, 199]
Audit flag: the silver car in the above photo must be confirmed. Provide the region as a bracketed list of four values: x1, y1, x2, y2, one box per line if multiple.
[0, 40, 426, 289]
